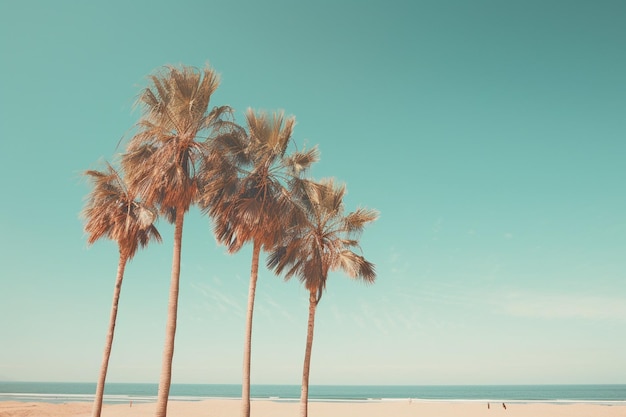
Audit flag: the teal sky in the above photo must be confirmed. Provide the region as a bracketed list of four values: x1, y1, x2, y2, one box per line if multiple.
[1, 0, 625, 385]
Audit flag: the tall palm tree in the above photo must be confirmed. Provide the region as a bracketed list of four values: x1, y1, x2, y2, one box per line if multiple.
[199, 109, 318, 417]
[267, 179, 378, 417]
[82, 163, 161, 417]
[121, 64, 232, 417]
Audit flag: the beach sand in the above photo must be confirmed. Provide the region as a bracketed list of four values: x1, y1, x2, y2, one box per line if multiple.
[1, 399, 625, 417]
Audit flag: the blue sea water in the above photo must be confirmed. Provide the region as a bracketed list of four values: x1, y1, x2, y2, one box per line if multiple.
[0, 382, 624, 405]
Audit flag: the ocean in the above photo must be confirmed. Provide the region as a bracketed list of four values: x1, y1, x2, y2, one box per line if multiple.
[1, 382, 625, 405]
[0, 382, 626, 404]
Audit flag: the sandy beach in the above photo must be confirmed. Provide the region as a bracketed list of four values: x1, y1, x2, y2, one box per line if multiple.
[1, 399, 625, 417]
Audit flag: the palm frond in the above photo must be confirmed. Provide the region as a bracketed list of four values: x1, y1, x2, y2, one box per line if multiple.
[334, 250, 376, 282]
[344, 208, 379, 235]
[284, 147, 319, 176]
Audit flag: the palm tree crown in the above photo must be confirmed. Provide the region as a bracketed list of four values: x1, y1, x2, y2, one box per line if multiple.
[83, 162, 161, 256]
[121, 64, 232, 219]
[268, 178, 378, 302]
[202, 109, 319, 252]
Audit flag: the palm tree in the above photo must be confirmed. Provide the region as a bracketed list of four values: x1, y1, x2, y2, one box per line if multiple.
[198, 109, 318, 417]
[267, 179, 378, 417]
[82, 163, 161, 417]
[121, 64, 232, 417]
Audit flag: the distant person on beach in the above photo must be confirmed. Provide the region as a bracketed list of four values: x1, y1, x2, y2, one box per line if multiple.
[502, 402, 506, 410]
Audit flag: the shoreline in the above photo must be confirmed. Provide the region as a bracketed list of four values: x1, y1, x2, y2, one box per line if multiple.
[1, 399, 626, 417]
[3, 395, 626, 405]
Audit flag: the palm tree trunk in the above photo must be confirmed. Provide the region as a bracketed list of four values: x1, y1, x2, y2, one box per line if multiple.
[92, 250, 128, 417]
[155, 209, 185, 417]
[241, 239, 261, 417]
[300, 290, 317, 417]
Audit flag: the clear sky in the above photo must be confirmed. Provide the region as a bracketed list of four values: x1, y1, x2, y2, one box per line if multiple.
[1, 0, 625, 386]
